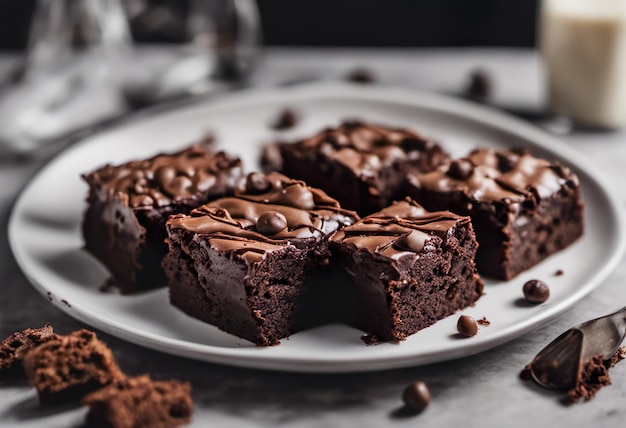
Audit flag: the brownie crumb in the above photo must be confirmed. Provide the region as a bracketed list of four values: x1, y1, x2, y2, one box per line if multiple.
[346, 67, 376, 84]
[0, 324, 57, 380]
[270, 108, 299, 130]
[555, 269, 564, 276]
[46, 292, 53, 302]
[61, 299, 71, 308]
[360, 334, 380, 345]
[83, 375, 193, 428]
[23, 329, 124, 405]
[519, 363, 533, 381]
[476, 317, 491, 326]
[567, 355, 612, 403]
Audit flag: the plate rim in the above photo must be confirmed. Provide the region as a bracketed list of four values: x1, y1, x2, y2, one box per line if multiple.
[8, 82, 626, 373]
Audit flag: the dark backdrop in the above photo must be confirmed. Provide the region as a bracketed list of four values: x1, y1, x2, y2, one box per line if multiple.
[0, 0, 538, 50]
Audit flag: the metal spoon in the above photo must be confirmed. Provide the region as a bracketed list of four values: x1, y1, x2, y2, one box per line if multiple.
[529, 306, 626, 390]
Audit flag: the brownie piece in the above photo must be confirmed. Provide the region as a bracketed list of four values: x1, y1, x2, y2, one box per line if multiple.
[23, 329, 124, 405]
[329, 199, 483, 342]
[82, 145, 243, 294]
[262, 121, 449, 215]
[0, 324, 57, 380]
[163, 172, 359, 346]
[83, 375, 193, 428]
[406, 148, 584, 280]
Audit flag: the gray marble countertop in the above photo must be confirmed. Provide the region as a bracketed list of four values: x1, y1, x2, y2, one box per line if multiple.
[2, 48, 626, 428]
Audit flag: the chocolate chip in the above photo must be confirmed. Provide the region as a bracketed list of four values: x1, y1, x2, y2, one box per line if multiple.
[523, 279, 550, 303]
[271, 109, 299, 130]
[446, 159, 474, 180]
[256, 211, 288, 235]
[464, 69, 491, 102]
[246, 172, 270, 194]
[402, 381, 431, 414]
[457, 315, 478, 337]
[496, 152, 519, 172]
[346, 67, 376, 84]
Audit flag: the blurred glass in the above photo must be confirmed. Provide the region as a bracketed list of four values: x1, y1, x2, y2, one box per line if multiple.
[121, 0, 261, 107]
[0, 0, 261, 157]
[0, 0, 131, 156]
[540, 0, 626, 129]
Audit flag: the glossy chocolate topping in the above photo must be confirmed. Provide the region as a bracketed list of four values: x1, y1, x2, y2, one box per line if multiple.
[330, 200, 467, 260]
[167, 172, 359, 264]
[86, 146, 243, 208]
[287, 121, 440, 178]
[414, 148, 578, 204]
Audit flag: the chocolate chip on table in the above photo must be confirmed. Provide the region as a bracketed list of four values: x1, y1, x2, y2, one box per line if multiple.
[271, 108, 299, 130]
[256, 211, 288, 235]
[464, 69, 491, 102]
[446, 159, 474, 180]
[457, 315, 478, 337]
[402, 381, 431, 414]
[523, 279, 550, 304]
[246, 172, 271, 194]
[346, 67, 376, 84]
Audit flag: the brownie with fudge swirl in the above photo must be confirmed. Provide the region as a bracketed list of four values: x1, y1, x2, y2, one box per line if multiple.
[329, 199, 483, 342]
[82, 145, 243, 294]
[163, 172, 359, 346]
[261, 121, 449, 216]
[405, 148, 584, 280]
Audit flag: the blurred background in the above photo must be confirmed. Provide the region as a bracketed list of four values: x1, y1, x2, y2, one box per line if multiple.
[0, 0, 539, 50]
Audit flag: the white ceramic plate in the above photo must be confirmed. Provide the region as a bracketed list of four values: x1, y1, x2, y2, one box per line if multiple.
[8, 83, 626, 373]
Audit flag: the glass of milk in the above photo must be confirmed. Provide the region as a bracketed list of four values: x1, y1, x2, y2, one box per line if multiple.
[540, 0, 626, 129]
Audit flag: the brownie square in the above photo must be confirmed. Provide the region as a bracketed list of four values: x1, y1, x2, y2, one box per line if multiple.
[23, 329, 124, 405]
[405, 148, 584, 280]
[82, 375, 193, 428]
[163, 172, 359, 346]
[0, 324, 57, 380]
[329, 199, 483, 342]
[261, 121, 449, 216]
[82, 145, 243, 294]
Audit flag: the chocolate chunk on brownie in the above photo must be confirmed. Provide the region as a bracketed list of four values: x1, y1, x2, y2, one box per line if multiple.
[262, 121, 449, 216]
[0, 324, 57, 380]
[83, 375, 193, 428]
[163, 172, 359, 346]
[23, 329, 124, 405]
[82, 145, 243, 294]
[406, 148, 584, 280]
[329, 199, 483, 342]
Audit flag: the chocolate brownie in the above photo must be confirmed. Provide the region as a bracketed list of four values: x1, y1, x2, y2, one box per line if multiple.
[329, 199, 483, 342]
[82, 145, 243, 294]
[23, 329, 124, 405]
[262, 121, 449, 215]
[0, 324, 57, 380]
[406, 148, 584, 280]
[83, 375, 193, 428]
[163, 172, 359, 346]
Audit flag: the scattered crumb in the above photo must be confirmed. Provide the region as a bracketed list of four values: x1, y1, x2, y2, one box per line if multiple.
[196, 132, 216, 148]
[270, 108, 299, 130]
[519, 363, 533, 381]
[346, 67, 376, 84]
[555, 269, 564, 276]
[46, 292, 52, 302]
[361, 334, 380, 345]
[61, 299, 71, 308]
[477, 317, 491, 326]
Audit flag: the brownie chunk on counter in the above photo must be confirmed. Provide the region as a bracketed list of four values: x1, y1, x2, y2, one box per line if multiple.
[23, 330, 124, 405]
[82, 145, 243, 294]
[406, 148, 584, 280]
[0, 324, 57, 380]
[83, 375, 193, 428]
[330, 199, 483, 342]
[163, 172, 359, 346]
[262, 121, 449, 215]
